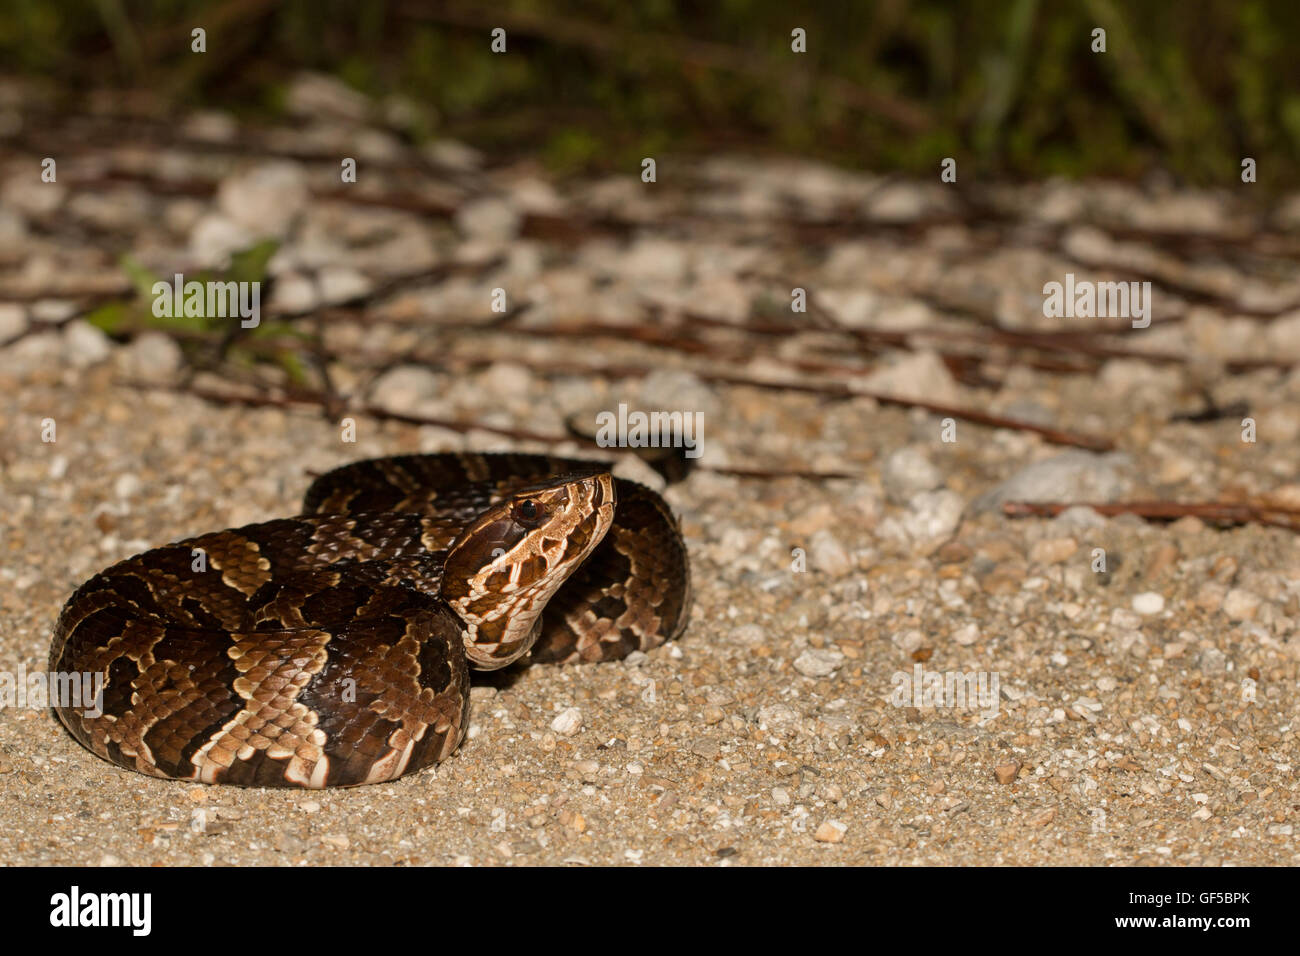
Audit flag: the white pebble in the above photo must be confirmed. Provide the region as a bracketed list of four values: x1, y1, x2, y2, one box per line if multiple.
[114, 473, 142, 499]
[793, 648, 844, 678]
[892, 629, 924, 654]
[550, 707, 583, 736]
[1132, 592, 1165, 615]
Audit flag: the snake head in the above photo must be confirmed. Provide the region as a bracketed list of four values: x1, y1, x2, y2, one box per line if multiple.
[442, 468, 616, 669]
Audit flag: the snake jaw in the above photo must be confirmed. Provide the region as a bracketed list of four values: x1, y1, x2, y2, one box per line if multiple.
[442, 470, 616, 669]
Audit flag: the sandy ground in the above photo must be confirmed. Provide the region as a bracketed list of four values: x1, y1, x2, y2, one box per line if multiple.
[1, 77, 1298, 866]
[2, 357, 1297, 866]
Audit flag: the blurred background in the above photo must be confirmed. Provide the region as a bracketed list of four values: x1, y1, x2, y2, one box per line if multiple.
[3, 0, 1299, 187]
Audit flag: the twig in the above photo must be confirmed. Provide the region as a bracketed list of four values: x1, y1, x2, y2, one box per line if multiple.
[1002, 500, 1300, 532]
[117, 380, 856, 481]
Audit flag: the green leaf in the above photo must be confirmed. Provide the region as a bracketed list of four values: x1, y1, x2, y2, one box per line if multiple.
[83, 301, 130, 335]
[228, 239, 280, 286]
[119, 254, 162, 300]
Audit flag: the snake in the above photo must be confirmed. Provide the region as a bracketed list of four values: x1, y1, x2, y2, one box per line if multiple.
[48, 453, 691, 788]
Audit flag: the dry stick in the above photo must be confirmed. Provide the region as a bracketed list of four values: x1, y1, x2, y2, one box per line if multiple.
[684, 370, 1114, 451]
[734, 275, 1293, 374]
[1002, 500, 1300, 532]
[110, 309, 1115, 453]
[947, 190, 1300, 265]
[117, 379, 854, 481]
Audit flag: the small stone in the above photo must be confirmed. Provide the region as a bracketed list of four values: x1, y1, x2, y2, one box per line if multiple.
[455, 197, 522, 241]
[994, 761, 1021, 785]
[550, 707, 583, 736]
[62, 320, 113, 368]
[756, 704, 800, 733]
[814, 820, 847, 843]
[424, 139, 484, 172]
[1143, 543, 1179, 579]
[269, 271, 318, 314]
[1169, 515, 1206, 535]
[319, 834, 350, 849]
[808, 529, 853, 576]
[952, 623, 980, 646]
[318, 267, 372, 305]
[1264, 483, 1300, 510]
[892, 629, 925, 655]
[299, 801, 321, 813]
[981, 566, 1025, 595]
[793, 648, 844, 678]
[113, 474, 141, 500]
[369, 365, 444, 412]
[1222, 589, 1261, 621]
[900, 490, 965, 544]
[286, 72, 371, 122]
[972, 451, 1133, 513]
[121, 331, 184, 383]
[1029, 537, 1078, 565]
[217, 161, 308, 237]
[1193, 582, 1227, 614]
[881, 446, 943, 503]
[189, 214, 255, 266]
[856, 349, 959, 404]
[1132, 592, 1165, 615]
[0, 304, 26, 340]
[1025, 807, 1056, 827]
[478, 362, 534, 400]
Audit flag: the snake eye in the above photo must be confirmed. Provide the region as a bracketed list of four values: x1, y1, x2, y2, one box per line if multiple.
[513, 498, 544, 525]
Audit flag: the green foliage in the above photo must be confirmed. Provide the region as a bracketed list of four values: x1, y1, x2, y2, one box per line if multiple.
[3, 1, 1298, 186]
[89, 242, 308, 384]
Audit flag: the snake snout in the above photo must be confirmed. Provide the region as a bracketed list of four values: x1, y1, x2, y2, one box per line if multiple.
[442, 469, 616, 670]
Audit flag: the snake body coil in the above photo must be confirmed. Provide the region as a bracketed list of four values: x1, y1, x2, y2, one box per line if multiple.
[48, 453, 691, 788]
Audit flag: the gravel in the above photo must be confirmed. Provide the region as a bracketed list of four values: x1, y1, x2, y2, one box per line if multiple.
[1, 82, 1297, 867]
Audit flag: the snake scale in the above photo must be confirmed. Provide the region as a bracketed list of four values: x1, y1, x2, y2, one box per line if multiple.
[48, 453, 691, 788]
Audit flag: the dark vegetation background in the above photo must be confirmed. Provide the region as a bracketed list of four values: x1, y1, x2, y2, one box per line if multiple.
[4, 0, 1298, 188]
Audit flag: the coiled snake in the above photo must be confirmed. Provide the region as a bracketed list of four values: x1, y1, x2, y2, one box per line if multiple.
[49, 453, 691, 788]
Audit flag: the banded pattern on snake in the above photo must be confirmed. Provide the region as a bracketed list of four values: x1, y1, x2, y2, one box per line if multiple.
[48, 453, 691, 788]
